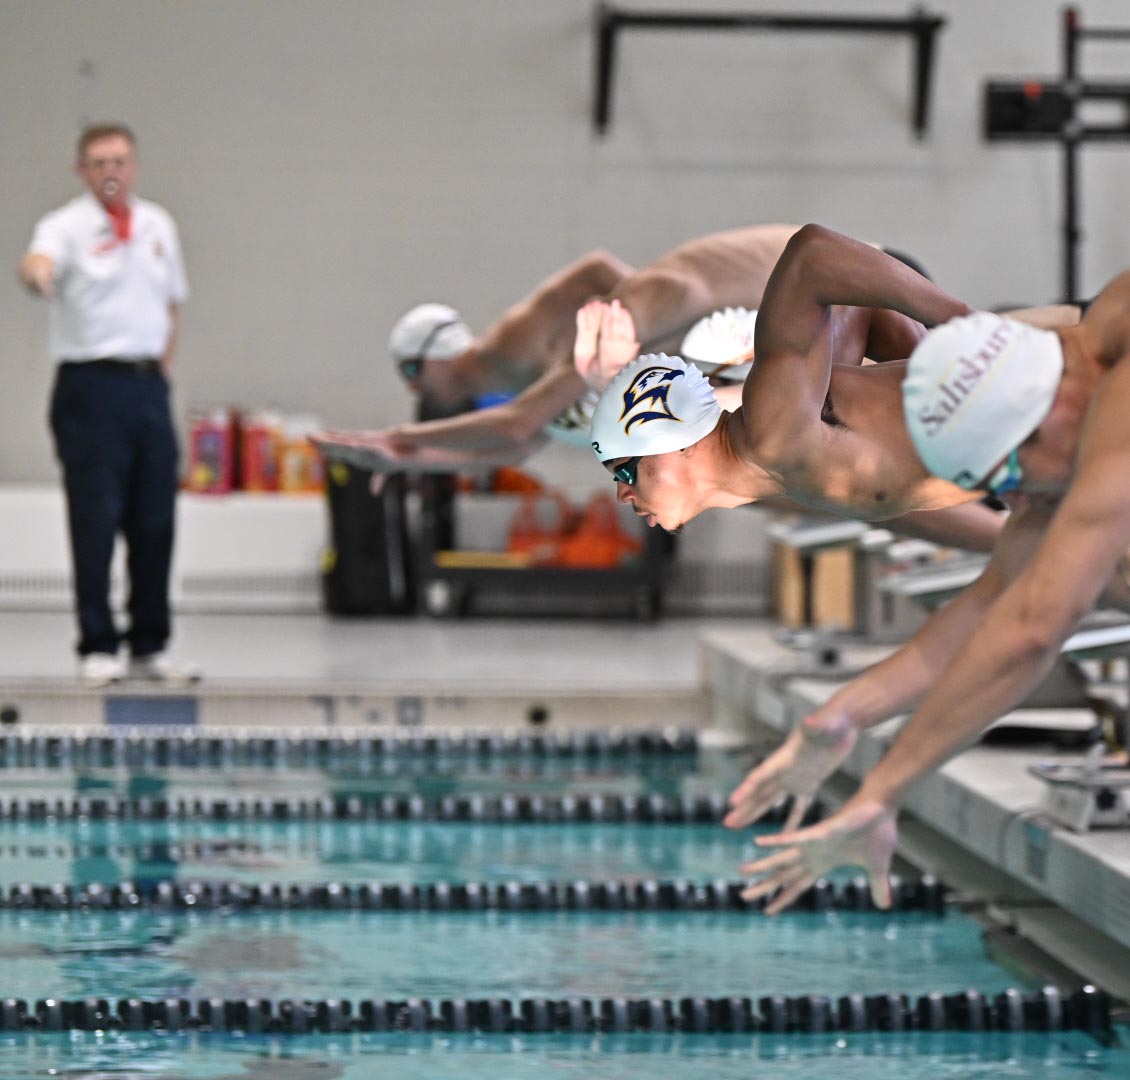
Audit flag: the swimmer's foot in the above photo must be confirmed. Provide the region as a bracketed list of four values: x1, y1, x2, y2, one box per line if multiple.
[593, 299, 641, 389]
[574, 299, 605, 384]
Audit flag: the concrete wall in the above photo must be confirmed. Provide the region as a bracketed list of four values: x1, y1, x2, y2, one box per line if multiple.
[2, 0, 1128, 485]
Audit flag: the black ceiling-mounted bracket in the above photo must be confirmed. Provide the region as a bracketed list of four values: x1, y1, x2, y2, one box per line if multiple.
[593, 4, 947, 139]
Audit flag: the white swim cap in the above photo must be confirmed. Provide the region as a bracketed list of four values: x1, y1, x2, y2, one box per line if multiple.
[680, 306, 758, 382]
[903, 312, 1064, 489]
[590, 354, 722, 463]
[389, 303, 474, 363]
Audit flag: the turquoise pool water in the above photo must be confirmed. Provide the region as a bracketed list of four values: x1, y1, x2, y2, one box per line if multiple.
[0, 820, 760, 885]
[0, 742, 1123, 1077]
[0, 909, 1007, 1001]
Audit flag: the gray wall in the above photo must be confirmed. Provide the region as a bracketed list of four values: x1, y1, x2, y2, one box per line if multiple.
[3, 0, 1128, 483]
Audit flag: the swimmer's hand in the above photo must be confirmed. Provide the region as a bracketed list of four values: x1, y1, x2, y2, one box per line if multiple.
[740, 793, 897, 915]
[311, 429, 500, 475]
[573, 300, 640, 391]
[310, 430, 409, 471]
[723, 707, 857, 833]
[573, 299, 605, 386]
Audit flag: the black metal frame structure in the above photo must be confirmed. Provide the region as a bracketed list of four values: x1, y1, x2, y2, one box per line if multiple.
[593, 4, 946, 137]
[1061, 8, 1130, 299]
[985, 7, 1130, 299]
[416, 488, 669, 620]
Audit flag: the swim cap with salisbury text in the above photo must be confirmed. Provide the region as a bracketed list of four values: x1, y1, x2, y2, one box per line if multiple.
[590, 354, 723, 463]
[680, 306, 758, 382]
[388, 303, 475, 363]
[902, 311, 1064, 489]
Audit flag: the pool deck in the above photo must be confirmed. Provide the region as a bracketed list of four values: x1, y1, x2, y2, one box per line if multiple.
[0, 611, 721, 729]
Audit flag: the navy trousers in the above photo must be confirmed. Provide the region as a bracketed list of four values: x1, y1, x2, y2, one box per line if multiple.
[49, 362, 179, 657]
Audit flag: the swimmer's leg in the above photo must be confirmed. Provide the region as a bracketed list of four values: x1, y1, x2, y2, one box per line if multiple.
[606, 268, 714, 353]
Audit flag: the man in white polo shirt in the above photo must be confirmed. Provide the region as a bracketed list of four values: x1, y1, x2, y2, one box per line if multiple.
[18, 123, 199, 687]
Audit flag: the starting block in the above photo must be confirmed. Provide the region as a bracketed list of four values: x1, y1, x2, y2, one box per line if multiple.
[1031, 748, 1130, 832]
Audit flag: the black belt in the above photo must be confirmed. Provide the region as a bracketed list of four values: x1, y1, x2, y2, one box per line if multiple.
[59, 358, 163, 376]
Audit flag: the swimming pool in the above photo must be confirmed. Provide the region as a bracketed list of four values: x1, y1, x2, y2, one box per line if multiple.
[0, 729, 1122, 1078]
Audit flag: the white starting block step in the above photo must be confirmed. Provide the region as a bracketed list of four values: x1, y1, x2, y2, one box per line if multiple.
[879, 559, 988, 602]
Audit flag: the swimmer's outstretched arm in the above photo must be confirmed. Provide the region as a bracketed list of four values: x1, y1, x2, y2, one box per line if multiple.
[725, 550, 1006, 832]
[315, 363, 583, 461]
[855, 293, 1130, 798]
[840, 433, 1130, 804]
[746, 357, 1130, 911]
[312, 428, 549, 474]
[405, 366, 586, 452]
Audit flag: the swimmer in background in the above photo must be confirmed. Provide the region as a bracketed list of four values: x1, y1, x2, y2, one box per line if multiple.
[313, 224, 932, 471]
[733, 273, 1130, 914]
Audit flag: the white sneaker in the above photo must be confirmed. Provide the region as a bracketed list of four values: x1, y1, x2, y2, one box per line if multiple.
[79, 652, 126, 688]
[130, 652, 202, 685]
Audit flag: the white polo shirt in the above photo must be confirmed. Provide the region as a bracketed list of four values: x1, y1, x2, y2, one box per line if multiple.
[28, 193, 188, 361]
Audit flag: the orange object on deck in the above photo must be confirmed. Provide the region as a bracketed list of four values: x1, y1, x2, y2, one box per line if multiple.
[507, 492, 574, 566]
[492, 467, 543, 494]
[554, 493, 642, 569]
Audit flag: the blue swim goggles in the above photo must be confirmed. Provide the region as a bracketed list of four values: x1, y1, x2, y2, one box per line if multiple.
[985, 449, 1024, 496]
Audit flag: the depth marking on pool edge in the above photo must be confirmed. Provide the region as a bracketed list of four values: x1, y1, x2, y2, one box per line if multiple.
[104, 697, 198, 727]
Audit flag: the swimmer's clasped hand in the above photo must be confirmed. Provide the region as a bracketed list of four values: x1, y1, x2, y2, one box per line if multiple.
[573, 299, 641, 392]
[739, 793, 897, 916]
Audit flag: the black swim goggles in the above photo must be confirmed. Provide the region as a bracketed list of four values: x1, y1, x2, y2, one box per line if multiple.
[605, 456, 641, 485]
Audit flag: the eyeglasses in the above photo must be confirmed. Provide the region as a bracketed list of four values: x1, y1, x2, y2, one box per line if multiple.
[985, 449, 1024, 496]
[397, 358, 423, 381]
[605, 456, 641, 485]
